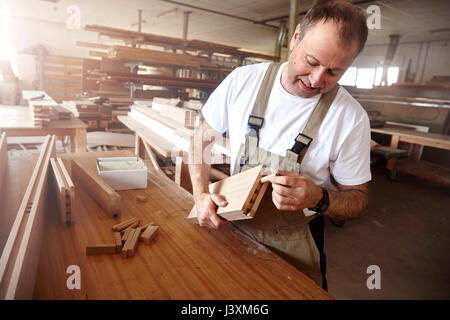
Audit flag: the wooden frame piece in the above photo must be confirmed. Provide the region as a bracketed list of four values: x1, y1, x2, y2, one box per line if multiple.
[50, 157, 75, 225]
[0, 135, 56, 299]
[71, 159, 121, 217]
[187, 165, 268, 221]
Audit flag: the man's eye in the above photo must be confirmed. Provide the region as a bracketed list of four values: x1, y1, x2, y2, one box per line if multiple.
[306, 57, 316, 66]
[328, 70, 337, 77]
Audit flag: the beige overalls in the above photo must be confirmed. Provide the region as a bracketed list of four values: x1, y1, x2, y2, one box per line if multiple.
[231, 63, 340, 289]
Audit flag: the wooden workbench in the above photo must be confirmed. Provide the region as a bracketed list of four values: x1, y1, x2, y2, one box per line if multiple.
[0, 106, 87, 152]
[30, 150, 332, 299]
[371, 125, 450, 184]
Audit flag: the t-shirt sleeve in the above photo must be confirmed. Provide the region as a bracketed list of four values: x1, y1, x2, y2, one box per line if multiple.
[330, 113, 372, 186]
[201, 69, 237, 134]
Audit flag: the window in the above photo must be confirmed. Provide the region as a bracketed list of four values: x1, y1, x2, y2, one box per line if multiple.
[338, 67, 357, 86]
[387, 67, 399, 85]
[374, 67, 383, 86]
[355, 68, 376, 89]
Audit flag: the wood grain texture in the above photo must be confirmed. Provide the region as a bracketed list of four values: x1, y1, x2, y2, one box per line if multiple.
[70, 158, 121, 218]
[0, 135, 56, 299]
[32, 150, 332, 299]
[188, 165, 266, 221]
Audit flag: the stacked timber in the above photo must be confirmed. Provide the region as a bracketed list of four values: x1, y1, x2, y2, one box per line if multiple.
[88, 69, 221, 91]
[22, 90, 73, 127]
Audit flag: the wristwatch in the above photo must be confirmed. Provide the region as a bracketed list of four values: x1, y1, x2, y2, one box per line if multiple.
[309, 187, 329, 216]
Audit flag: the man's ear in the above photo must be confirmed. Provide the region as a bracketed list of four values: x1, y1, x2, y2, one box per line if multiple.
[289, 24, 301, 51]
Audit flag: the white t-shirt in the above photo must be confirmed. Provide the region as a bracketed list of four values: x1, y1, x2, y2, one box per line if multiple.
[202, 62, 372, 188]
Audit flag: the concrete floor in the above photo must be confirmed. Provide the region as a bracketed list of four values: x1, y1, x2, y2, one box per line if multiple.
[324, 162, 450, 300]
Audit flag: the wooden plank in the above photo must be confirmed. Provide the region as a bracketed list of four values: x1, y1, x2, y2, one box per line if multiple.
[45, 56, 83, 66]
[118, 115, 182, 158]
[76, 41, 110, 50]
[0, 135, 56, 299]
[44, 74, 83, 83]
[188, 165, 265, 221]
[43, 65, 82, 74]
[70, 159, 121, 217]
[44, 85, 82, 93]
[114, 232, 122, 252]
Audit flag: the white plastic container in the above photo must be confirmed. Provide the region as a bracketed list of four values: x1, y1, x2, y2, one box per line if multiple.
[96, 157, 147, 190]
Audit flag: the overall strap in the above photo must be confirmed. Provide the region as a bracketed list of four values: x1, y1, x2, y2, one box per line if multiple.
[287, 84, 340, 164]
[247, 62, 282, 142]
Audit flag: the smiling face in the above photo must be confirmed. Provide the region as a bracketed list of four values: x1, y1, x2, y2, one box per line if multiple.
[281, 19, 359, 98]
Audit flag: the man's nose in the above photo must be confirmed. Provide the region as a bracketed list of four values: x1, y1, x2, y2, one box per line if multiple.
[309, 68, 327, 88]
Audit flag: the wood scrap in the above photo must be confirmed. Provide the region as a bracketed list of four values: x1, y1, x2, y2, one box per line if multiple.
[126, 227, 142, 257]
[111, 217, 139, 232]
[86, 244, 116, 255]
[114, 232, 122, 253]
[140, 226, 159, 245]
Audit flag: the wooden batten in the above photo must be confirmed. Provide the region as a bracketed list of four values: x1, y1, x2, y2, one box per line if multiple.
[0, 135, 56, 299]
[70, 158, 121, 217]
[50, 157, 75, 225]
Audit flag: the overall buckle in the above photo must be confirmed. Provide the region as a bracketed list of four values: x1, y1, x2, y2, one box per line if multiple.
[291, 133, 312, 155]
[247, 115, 264, 137]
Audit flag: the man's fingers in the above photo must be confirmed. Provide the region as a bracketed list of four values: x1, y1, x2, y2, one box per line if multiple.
[277, 170, 305, 178]
[210, 194, 228, 207]
[272, 183, 297, 198]
[272, 190, 298, 206]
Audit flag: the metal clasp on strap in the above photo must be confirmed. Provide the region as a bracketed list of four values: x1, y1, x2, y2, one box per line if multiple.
[290, 133, 312, 155]
[247, 115, 264, 138]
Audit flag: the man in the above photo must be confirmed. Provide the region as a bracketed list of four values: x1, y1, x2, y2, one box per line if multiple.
[189, 1, 371, 290]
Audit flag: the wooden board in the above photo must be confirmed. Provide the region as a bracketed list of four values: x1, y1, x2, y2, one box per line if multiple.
[0, 135, 56, 299]
[70, 158, 121, 217]
[188, 165, 267, 221]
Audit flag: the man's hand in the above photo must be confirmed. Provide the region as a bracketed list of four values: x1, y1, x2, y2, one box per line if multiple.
[266, 170, 322, 211]
[194, 193, 229, 229]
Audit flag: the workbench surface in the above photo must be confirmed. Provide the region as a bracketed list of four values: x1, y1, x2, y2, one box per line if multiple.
[26, 151, 332, 299]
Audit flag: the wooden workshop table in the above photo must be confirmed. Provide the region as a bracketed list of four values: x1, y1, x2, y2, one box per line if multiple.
[371, 125, 450, 183]
[371, 125, 450, 170]
[0, 105, 87, 152]
[31, 150, 332, 299]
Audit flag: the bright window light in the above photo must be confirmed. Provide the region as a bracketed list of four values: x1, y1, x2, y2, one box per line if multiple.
[356, 68, 376, 89]
[388, 67, 399, 85]
[338, 67, 357, 86]
[374, 67, 383, 86]
[0, 0, 13, 61]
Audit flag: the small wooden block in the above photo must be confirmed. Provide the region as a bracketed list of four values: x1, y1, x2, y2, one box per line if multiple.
[122, 227, 133, 243]
[112, 217, 139, 232]
[136, 194, 148, 203]
[114, 232, 122, 253]
[140, 226, 159, 245]
[86, 244, 117, 255]
[126, 227, 142, 257]
[140, 222, 154, 232]
[121, 228, 136, 259]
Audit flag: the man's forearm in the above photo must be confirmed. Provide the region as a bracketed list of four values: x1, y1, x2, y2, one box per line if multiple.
[325, 185, 368, 220]
[188, 121, 214, 199]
